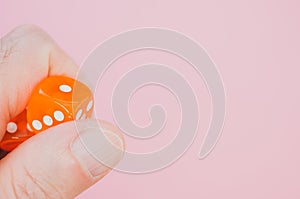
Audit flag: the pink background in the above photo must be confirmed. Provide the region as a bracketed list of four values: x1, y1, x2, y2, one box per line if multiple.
[1, 0, 300, 198]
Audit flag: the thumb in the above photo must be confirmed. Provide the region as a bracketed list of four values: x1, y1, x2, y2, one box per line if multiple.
[0, 120, 124, 198]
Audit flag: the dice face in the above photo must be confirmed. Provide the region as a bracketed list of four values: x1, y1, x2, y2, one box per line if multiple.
[0, 110, 35, 152]
[27, 76, 93, 133]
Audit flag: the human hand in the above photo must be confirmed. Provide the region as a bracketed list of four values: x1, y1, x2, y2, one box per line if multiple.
[0, 25, 124, 198]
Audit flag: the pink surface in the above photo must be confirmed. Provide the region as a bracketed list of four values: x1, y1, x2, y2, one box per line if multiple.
[1, 0, 300, 198]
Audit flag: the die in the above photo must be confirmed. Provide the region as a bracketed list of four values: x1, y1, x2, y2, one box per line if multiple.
[27, 76, 94, 133]
[0, 76, 93, 154]
[0, 110, 34, 152]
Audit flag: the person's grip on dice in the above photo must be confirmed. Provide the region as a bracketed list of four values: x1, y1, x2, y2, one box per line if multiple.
[0, 25, 124, 198]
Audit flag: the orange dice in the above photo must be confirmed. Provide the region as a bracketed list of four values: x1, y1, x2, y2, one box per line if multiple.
[0, 110, 34, 152]
[27, 76, 93, 133]
[0, 76, 93, 154]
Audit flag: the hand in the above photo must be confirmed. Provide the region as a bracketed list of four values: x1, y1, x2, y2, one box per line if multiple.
[0, 25, 124, 198]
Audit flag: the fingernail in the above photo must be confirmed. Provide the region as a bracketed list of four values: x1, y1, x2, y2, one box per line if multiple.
[71, 122, 124, 178]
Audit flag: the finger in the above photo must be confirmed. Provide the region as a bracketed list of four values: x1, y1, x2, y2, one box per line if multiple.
[0, 24, 79, 138]
[0, 120, 124, 198]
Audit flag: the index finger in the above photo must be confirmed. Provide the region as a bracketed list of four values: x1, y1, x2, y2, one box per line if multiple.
[0, 24, 79, 137]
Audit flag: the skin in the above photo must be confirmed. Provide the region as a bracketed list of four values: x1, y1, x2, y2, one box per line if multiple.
[0, 25, 124, 198]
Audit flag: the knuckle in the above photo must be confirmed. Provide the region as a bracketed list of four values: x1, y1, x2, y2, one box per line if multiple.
[0, 24, 54, 64]
[11, 24, 53, 46]
[11, 24, 48, 39]
[0, 37, 11, 64]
